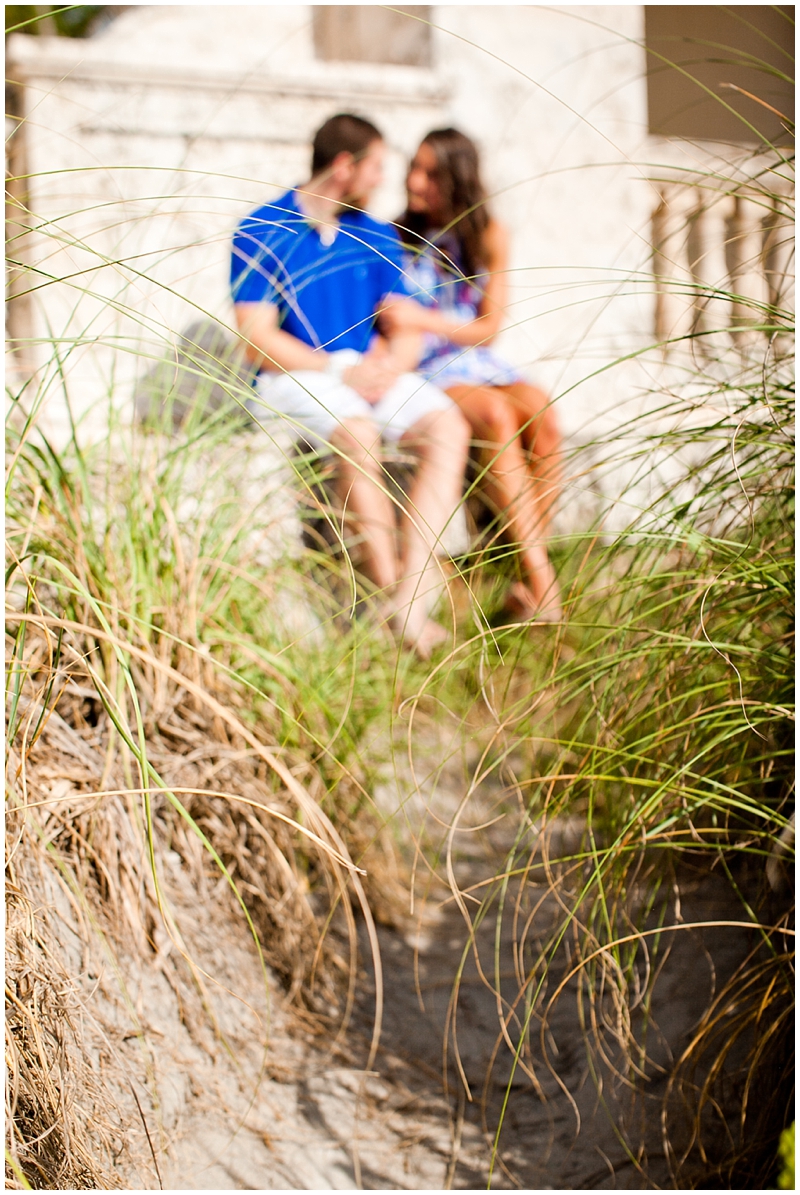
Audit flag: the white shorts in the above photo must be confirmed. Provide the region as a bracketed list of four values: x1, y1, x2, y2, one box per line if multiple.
[248, 364, 455, 449]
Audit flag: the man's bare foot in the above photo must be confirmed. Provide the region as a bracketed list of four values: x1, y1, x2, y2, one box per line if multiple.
[504, 581, 563, 624]
[384, 606, 448, 659]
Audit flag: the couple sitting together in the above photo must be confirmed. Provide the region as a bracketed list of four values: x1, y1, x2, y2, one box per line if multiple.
[231, 113, 562, 657]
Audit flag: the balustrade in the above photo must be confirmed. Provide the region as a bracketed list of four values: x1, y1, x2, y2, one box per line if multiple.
[652, 178, 794, 356]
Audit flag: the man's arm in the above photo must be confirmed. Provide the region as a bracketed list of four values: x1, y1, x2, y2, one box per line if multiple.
[234, 301, 400, 402]
[234, 302, 324, 373]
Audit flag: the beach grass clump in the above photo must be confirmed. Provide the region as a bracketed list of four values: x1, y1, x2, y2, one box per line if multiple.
[422, 309, 794, 1187]
[5, 391, 419, 1184]
[6, 394, 406, 965]
[397, 365, 793, 1188]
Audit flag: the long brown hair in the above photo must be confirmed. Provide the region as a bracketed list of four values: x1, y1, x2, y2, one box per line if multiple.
[399, 127, 490, 282]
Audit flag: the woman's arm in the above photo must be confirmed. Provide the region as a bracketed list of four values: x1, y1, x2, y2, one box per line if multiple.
[379, 222, 509, 347]
[382, 329, 425, 373]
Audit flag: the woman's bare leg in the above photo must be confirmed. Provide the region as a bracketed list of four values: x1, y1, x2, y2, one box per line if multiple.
[446, 384, 560, 614]
[500, 381, 563, 538]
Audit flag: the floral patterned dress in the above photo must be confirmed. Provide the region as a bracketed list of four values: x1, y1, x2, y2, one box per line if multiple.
[403, 231, 523, 389]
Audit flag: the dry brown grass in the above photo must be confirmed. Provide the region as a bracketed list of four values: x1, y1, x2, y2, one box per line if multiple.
[6, 872, 128, 1189]
[4, 606, 395, 1188]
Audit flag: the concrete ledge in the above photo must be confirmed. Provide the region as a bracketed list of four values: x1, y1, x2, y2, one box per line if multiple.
[6, 33, 450, 106]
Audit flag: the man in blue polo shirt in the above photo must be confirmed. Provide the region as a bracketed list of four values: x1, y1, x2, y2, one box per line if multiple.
[231, 113, 469, 657]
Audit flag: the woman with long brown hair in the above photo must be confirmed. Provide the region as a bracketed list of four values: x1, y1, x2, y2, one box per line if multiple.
[382, 127, 563, 621]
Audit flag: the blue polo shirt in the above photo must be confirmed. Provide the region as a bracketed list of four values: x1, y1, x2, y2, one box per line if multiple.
[230, 188, 413, 356]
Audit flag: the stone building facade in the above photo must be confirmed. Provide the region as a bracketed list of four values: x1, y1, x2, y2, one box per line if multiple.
[6, 6, 793, 476]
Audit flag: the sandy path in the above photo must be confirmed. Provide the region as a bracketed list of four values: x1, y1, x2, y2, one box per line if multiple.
[127, 812, 754, 1190]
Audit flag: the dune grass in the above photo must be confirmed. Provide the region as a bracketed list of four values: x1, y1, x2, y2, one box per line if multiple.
[461, 357, 793, 1187]
[9, 301, 791, 1189]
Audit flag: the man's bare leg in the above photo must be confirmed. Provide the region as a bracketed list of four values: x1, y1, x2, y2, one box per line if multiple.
[392, 406, 471, 655]
[329, 417, 398, 595]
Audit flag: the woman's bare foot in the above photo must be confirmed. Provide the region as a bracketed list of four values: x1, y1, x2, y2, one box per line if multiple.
[408, 618, 448, 660]
[504, 581, 563, 624]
